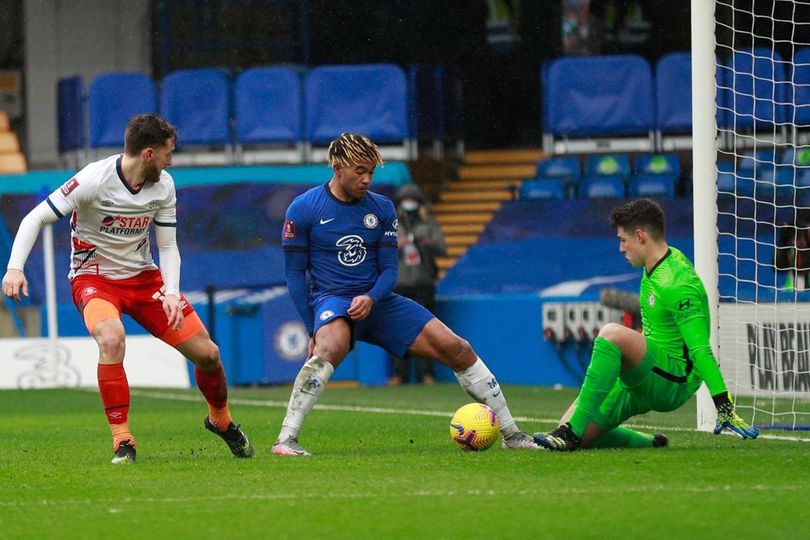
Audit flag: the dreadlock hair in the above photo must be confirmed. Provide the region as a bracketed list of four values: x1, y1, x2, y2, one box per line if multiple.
[609, 198, 666, 241]
[327, 133, 384, 169]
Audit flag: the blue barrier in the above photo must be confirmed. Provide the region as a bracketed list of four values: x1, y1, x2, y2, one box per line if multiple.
[0, 162, 413, 194]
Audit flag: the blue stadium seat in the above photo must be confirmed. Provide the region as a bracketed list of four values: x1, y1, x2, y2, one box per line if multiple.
[717, 161, 755, 198]
[535, 156, 580, 179]
[234, 67, 303, 145]
[628, 174, 676, 198]
[579, 176, 626, 198]
[543, 55, 654, 153]
[585, 154, 631, 177]
[88, 73, 157, 148]
[57, 76, 84, 154]
[655, 52, 692, 134]
[717, 49, 789, 131]
[634, 153, 680, 176]
[791, 48, 810, 129]
[738, 148, 778, 170]
[304, 64, 408, 144]
[161, 68, 231, 146]
[781, 146, 810, 167]
[519, 178, 564, 200]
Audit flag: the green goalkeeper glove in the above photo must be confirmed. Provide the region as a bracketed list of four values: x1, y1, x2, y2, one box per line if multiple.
[712, 392, 759, 439]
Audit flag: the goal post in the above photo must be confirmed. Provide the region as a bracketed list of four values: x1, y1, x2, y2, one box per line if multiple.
[691, 0, 719, 432]
[694, 0, 810, 431]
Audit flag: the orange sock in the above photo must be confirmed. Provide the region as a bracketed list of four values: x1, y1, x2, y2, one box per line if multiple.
[195, 365, 232, 431]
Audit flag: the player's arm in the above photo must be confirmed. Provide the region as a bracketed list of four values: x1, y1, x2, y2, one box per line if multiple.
[155, 185, 182, 330]
[3, 176, 91, 301]
[282, 201, 315, 335]
[671, 287, 758, 439]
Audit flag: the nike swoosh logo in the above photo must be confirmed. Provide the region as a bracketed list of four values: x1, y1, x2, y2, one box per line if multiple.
[319, 218, 335, 225]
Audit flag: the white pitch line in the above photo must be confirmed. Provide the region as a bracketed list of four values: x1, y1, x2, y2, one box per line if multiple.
[128, 389, 810, 443]
[0, 484, 804, 508]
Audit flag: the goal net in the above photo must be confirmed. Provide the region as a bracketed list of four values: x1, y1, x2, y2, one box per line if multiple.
[695, 0, 810, 430]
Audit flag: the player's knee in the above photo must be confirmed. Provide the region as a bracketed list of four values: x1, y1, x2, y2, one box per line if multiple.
[95, 328, 125, 362]
[313, 339, 349, 364]
[439, 335, 475, 370]
[196, 340, 221, 371]
[597, 322, 625, 345]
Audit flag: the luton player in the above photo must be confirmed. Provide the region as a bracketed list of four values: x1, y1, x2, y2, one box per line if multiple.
[533, 199, 758, 451]
[272, 132, 538, 456]
[2, 114, 253, 463]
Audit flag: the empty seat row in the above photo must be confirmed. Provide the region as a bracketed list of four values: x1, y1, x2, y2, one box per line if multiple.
[536, 153, 680, 179]
[520, 174, 675, 200]
[543, 48, 810, 153]
[59, 64, 414, 159]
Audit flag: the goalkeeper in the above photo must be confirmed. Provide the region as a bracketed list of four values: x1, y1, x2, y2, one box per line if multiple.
[534, 198, 759, 451]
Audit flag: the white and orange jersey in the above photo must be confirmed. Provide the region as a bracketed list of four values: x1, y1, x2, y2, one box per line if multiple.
[45, 155, 177, 280]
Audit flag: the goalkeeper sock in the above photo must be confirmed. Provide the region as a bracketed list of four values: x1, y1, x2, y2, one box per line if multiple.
[194, 364, 232, 431]
[568, 337, 622, 438]
[454, 357, 519, 437]
[98, 363, 133, 448]
[278, 356, 334, 441]
[589, 426, 654, 449]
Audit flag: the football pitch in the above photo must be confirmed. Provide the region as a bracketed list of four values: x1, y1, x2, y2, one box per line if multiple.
[1, 384, 808, 539]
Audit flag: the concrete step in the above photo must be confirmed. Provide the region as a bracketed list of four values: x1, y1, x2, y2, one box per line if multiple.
[440, 223, 486, 235]
[458, 164, 536, 180]
[436, 257, 457, 270]
[447, 245, 468, 257]
[433, 202, 502, 213]
[440, 190, 514, 203]
[444, 233, 479, 246]
[435, 213, 493, 225]
[447, 179, 520, 191]
[464, 149, 546, 165]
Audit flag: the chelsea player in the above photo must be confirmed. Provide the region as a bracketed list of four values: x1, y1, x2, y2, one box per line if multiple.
[272, 133, 538, 455]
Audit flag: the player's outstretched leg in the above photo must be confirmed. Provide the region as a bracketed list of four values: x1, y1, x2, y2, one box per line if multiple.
[410, 319, 539, 449]
[272, 355, 335, 456]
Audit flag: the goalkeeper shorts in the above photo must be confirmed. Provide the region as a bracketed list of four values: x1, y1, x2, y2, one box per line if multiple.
[591, 338, 704, 431]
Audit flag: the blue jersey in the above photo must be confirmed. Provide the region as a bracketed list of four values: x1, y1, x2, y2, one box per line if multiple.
[283, 183, 398, 304]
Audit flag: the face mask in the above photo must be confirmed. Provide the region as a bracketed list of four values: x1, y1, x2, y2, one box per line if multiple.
[401, 199, 419, 212]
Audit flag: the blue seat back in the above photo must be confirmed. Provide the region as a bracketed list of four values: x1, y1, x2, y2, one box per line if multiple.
[738, 148, 778, 171]
[580, 176, 626, 198]
[545, 55, 654, 136]
[635, 153, 681, 176]
[718, 49, 788, 130]
[792, 48, 810, 126]
[535, 156, 580, 178]
[234, 67, 303, 144]
[628, 174, 676, 198]
[585, 154, 631, 177]
[519, 178, 564, 200]
[88, 73, 157, 148]
[656, 52, 692, 133]
[305, 64, 408, 143]
[161, 68, 231, 146]
[57, 76, 84, 153]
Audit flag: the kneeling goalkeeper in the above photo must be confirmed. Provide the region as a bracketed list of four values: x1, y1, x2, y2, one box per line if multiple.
[534, 199, 758, 451]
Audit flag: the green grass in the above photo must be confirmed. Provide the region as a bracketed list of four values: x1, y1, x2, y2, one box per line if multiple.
[0, 384, 808, 539]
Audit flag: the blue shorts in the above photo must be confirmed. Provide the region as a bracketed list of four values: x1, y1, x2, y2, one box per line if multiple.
[313, 293, 435, 357]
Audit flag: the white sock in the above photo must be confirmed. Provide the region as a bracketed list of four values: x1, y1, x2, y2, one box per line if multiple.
[277, 356, 335, 442]
[454, 357, 519, 436]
